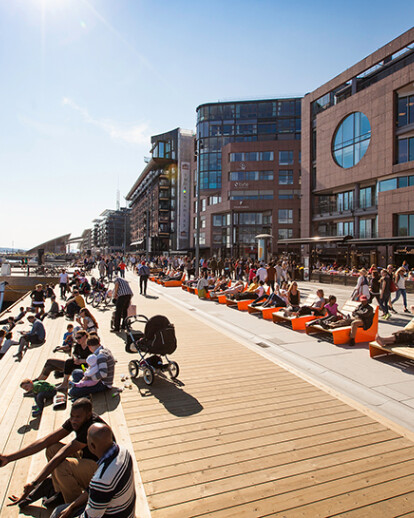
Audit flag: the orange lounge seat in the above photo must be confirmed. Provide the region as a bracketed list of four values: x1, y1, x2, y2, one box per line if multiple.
[272, 311, 320, 331]
[236, 298, 255, 311]
[306, 302, 379, 345]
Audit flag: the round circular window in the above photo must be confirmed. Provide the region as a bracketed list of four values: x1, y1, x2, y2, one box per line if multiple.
[332, 112, 371, 168]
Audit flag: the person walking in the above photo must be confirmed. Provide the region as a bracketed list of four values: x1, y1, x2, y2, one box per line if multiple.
[111, 277, 133, 332]
[137, 260, 150, 296]
[379, 269, 392, 320]
[389, 266, 409, 313]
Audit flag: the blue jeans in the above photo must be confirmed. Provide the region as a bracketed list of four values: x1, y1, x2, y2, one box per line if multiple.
[380, 294, 390, 315]
[391, 288, 407, 308]
[35, 389, 56, 413]
[68, 369, 108, 400]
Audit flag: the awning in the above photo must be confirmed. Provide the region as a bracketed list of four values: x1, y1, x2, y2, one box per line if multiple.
[278, 236, 352, 245]
[348, 236, 414, 245]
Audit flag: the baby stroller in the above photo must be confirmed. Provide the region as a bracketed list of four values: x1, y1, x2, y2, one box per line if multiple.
[125, 314, 179, 385]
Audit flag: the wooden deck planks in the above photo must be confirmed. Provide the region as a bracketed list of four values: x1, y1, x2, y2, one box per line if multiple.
[1, 273, 413, 517]
[110, 273, 414, 517]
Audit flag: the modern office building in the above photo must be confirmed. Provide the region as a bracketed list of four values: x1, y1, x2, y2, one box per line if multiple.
[92, 208, 131, 253]
[126, 128, 195, 254]
[289, 27, 414, 268]
[193, 98, 302, 257]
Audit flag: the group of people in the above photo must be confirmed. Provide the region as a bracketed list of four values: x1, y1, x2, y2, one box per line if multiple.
[352, 264, 409, 319]
[181, 264, 380, 347]
[2, 399, 135, 517]
[0, 265, 135, 516]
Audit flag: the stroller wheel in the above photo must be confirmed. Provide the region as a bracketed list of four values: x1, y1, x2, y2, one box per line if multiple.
[128, 360, 139, 379]
[168, 361, 179, 379]
[143, 366, 154, 385]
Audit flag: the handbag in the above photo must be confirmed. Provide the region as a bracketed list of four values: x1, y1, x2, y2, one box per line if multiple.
[127, 304, 137, 317]
[390, 279, 398, 293]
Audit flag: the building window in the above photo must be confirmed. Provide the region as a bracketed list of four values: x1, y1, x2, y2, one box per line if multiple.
[209, 195, 222, 205]
[279, 151, 294, 165]
[229, 190, 273, 200]
[359, 218, 373, 238]
[213, 214, 228, 227]
[359, 187, 374, 208]
[279, 189, 300, 199]
[199, 232, 206, 245]
[397, 214, 414, 236]
[278, 170, 294, 184]
[236, 124, 257, 135]
[201, 198, 207, 211]
[379, 175, 414, 192]
[278, 209, 293, 224]
[229, 170, 274, 181]
[397, 137, 414, 164]
[337, 221, 354, 236]
[237, 212, 272, 225]
[333, 112, 371, 168]
[379, 178, 398, 192]
[278, 228, 293, 239]
[397, 95, 414, 128]
[235, 103, 257, 119]
[337, 191, 354, 212]
[258, 123, 277, 134]
[230, 151, 274, 162]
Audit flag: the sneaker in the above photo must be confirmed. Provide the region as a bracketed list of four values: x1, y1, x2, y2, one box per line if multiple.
[389, 308, 397, 314]
[404, 308, 410, 313]
[349, 337, 355, 346]
[32, 405, 41, 418]
[385, 313, 391, 320]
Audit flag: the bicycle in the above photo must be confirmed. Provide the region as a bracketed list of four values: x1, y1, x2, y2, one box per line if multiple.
[91, 285, 113, 308]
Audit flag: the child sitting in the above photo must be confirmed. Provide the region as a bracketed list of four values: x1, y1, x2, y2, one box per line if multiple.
[306, 295, 345, 328]
[0, 331, 19, 359]
[53, 324, 75, 353]
[71, 354, 99, 388]
[20, 378, 57, 418]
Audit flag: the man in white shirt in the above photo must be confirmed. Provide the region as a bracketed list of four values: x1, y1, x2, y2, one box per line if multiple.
[59, 270, 69, 300]
[256, 263, 267, 283]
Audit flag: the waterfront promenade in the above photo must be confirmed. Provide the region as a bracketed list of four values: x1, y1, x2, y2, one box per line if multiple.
[0, 272, 413, 516]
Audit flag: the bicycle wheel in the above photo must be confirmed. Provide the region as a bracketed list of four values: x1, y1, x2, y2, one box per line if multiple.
[86, 292, 94, 304]
[104, 291, 112, 306]
[92, 293, 101, 308]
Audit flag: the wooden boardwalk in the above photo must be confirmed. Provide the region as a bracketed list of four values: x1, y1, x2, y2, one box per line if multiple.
[108, 275, 414, 517]
[0, 277, 413, 516]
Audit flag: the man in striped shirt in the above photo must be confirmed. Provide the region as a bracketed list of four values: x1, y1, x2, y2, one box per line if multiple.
[111, 277, 133, 332]
[51, 423, 135, 518]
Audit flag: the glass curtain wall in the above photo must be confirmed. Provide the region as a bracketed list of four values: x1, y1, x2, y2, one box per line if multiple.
[196, 99, 301, 190]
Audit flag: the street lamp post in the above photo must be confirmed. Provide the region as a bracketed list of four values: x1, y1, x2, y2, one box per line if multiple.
[195, 139, 202, 277]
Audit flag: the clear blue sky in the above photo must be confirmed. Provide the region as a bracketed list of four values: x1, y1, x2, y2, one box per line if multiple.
[0, 0, 413, 249]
